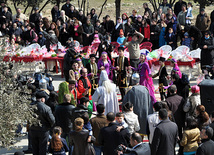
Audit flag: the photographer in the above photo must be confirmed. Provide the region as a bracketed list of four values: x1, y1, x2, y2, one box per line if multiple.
[118, 132, 151, 155]
[122, 30, 144, 68]
[203, 65, 214, 79]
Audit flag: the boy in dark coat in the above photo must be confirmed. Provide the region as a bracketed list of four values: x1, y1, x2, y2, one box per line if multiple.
[166, 27, 176, 50]
[153, 57, 168, 101]
[150, 19, 160, 50]
[114, 47, 129, 101]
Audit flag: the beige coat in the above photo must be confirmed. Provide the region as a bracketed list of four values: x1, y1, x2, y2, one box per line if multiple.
[180, 128, 201, 152]
[195, 13, 211, 32]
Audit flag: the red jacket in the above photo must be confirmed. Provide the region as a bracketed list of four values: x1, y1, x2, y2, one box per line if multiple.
[144, 25, 150, 39]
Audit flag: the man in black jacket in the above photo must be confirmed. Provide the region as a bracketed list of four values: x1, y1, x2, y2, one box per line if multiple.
[29, 91, 55, 155]
[120, 132, 151, 155]
[99, 112, 130, 155]
[151, 109, 178, 155]
[55, 94, 75, 139]
[29, 7, 40, 32]
[150, 19, 160, 50]
[196, 126, 214, 155]
[61, 0, 72, 17]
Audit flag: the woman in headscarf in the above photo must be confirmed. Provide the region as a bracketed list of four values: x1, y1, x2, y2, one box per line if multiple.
[92, 70, 119, 115]
[130, 52, 156, 104]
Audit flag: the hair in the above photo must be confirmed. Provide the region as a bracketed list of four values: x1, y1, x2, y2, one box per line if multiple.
[172, 74, 180, 82]
[168, 85, 177, 94]
[116, 112, 124, 118]
[196, 105, 209, 123]
[123, 102, 133, 112]
[80, 97, 89, 105]
[132, 9, 137, 13]
[154, 102, 163, 112]
[74, 117, 84, 131]
[51, 126, 63, 152]
[159, 109, 168, 120]
[63, 94, 71, 103]
[202, 126, 214, 139]
[131, 132, 143, 143]
[107, 112, 115, 122]
[118, 47, 124, 51]
[188, 2, 193, 7]
[71, 60, 78, 66]
[102, 80, 113, 94]
[182, 4, 187, 8]
[186, 117, 197, 129]
[96, 104, 105, 114]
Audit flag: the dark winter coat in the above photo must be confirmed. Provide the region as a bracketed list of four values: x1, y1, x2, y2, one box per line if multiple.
[61, 3, 72, 17]
[196, 139, 214, 155]
[200, 36, 214, 68]
[83, 23, 94, 46]
[38, 32, 46, 47]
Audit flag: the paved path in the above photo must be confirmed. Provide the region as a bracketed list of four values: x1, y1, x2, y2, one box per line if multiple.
[0, 64, 199, 154]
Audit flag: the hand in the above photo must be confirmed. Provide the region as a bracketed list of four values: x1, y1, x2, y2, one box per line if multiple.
[49, 77, 52, 82]
[203, 45, 208, 49]
[191, 37, 194, 41]
[116, 126, 123, 132]
[167, 75, 170, 80]
[87, 34, 89, 37]
[40, 27, 43, 32]
[91, 73, 94, 77]
[134, 30, 137, 34]
[74, 28, 77, 31]
[151, 32, 154, 35]
[100, 66, 105, 70]
[84, 88, 89, 95]
[116, 66, 119, 70]
[87, 136, 92, 142]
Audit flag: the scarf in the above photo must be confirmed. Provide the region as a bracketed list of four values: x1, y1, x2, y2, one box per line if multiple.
[118, 56, 125, 71]
[90, 62, 98, 75]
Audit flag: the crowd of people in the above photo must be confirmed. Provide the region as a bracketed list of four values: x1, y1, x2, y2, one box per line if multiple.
[3, 0, 214, 155]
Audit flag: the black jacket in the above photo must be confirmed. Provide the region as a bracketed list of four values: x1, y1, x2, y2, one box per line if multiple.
[104, 20, 115, 34]
[196, 139, 214, 155]
[71, 104, 88, 127]
[55, 102, 75, 134]
[61, 3, 72, 17]
[153, 65, 168, 86]
[99, 122, 130, 155]
[63, 47, 76, 71]
[30, 100, 55, 131]
[151, 119, 178, 155]
[150, 25, 160, 41]
[166, 94, 186, 128]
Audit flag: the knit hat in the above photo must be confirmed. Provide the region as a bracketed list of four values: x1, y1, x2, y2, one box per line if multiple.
[184, 32, 189, 36]
[191, 85, 200, 94]
[137, 15, 142, 19]
[159, 57, 166, 62]
[94, 34, 99, 38]
[119, 29, 124, 35]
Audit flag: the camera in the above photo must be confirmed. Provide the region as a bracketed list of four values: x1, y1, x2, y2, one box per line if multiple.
[115, 145, 125, 153]
[202, 65, 214, 79]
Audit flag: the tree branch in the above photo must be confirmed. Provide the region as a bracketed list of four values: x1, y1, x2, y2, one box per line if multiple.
[39, 0, 51, 13]
[98, 0, 107, 19]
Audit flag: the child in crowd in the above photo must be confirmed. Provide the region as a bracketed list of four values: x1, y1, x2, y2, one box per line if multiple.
[186, 2, 193, 25]
[166, 27, 176, 50]
[115, 112, 128, 132]
[49, 126, 69, 155]
[182, 32, 192, 49]
[117, 29, 126, 47]
[82, 113, 93, 142]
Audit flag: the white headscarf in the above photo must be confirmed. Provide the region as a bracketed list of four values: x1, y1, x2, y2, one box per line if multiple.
[99, 70, 113, 93]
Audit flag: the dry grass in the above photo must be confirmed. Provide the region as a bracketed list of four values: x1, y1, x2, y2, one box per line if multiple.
[6, 0, 214, 23]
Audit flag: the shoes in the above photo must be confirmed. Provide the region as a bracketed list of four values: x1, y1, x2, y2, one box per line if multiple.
[23, 149, 33, 154]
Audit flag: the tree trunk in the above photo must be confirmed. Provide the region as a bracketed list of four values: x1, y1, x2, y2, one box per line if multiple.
[13, 0, 17, 11]
[83, 0, 86, 16]
[56, 0, 60, 9]
[98, 0, 108, 19]
[115, 0, 121, 22]
[39, 0, 51, 13]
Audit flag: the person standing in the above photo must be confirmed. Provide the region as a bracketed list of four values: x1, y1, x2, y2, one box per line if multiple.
[99, 112, 130, 155]
[114, 47, 129, 100]
[90, 104, 108, 155]
[196, 8, 211, 35]
[61, 0, 72, 17]
[122, 30, 144, 68]
[29, 91, 55, 155]
[83, 19, 94, 46]
[92, 70, 119, 115]
[151, 109, 178, 155]
[200, 31, 214, 69]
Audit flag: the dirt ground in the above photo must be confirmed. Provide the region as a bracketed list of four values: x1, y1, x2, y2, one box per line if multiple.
[6, 0, 214, 23]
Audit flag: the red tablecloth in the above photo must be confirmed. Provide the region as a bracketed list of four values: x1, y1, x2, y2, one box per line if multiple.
[150, 59, 196, 68]
[42, 56, 64, 78]
[3, 55, 43, 62]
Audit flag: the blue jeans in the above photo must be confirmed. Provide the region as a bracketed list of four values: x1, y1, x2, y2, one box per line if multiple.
[94, 145, 103, 155]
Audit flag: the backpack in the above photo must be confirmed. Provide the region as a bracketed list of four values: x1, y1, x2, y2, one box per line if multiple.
[30, 30, 38, 42]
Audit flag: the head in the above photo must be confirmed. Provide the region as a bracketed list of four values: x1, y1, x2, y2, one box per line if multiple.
[131, 73, 140, 86]
[36, 92, 46, 103]
[185, 117, 197, 129]
[74, 117, 84, 131]
[168, 27, 173, 34]
[171, 74, 180, 83]
[107, 112, 115, 123]
[159, 108, 168, 120]
[159, 57, 166, 65]
[118, 47, 124, 57]
[105, 15, 110, 21]
[143, 3, 148, 9]
[163, 0, 167, 4]
[154, 102, 163, 112]
[13, 23, 17, 29]
[200, 8, 205, 15]
[80, 68, 88, 78]
[188, 2, 193, 8]
[96, 104, 105, 114]
[181, 4, 187, 12]
[70, 5, 75, 11]
[53, 126, 62, 136]
[86, 18, 91, 25]
[51, 126, 63, 152]
[130, 132, 143, 147]
[123, 102, 133, 112]
[132, 10, 137, 16]
[68, 80, 76, 90]
[151, 19, 157, 25]
[89, 54, 96, 64]
[204, 31, 211, 39]
[200, 126, 213, 140]
[63, 94, 71, 103]
[3, 6, 8, 12]
[91, 8, 95, 14]
[116, 112, 124, 124]
[60, 10, 65, 16]
[72, 60, 79, 70]
[137, 15, 142, 22]
[170, 59, 176, 66]
[132, 34, 138, 42]
[80, 97, 89, 107]
[34, 7, 39, 13]
[140, 54, 146, 62]
[168, 85, 177, 95]
[66, 0, 70, 4]
[50, 22, 57, 30]
[101, 52, 107, 60]
[16, 8, 21, 14]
